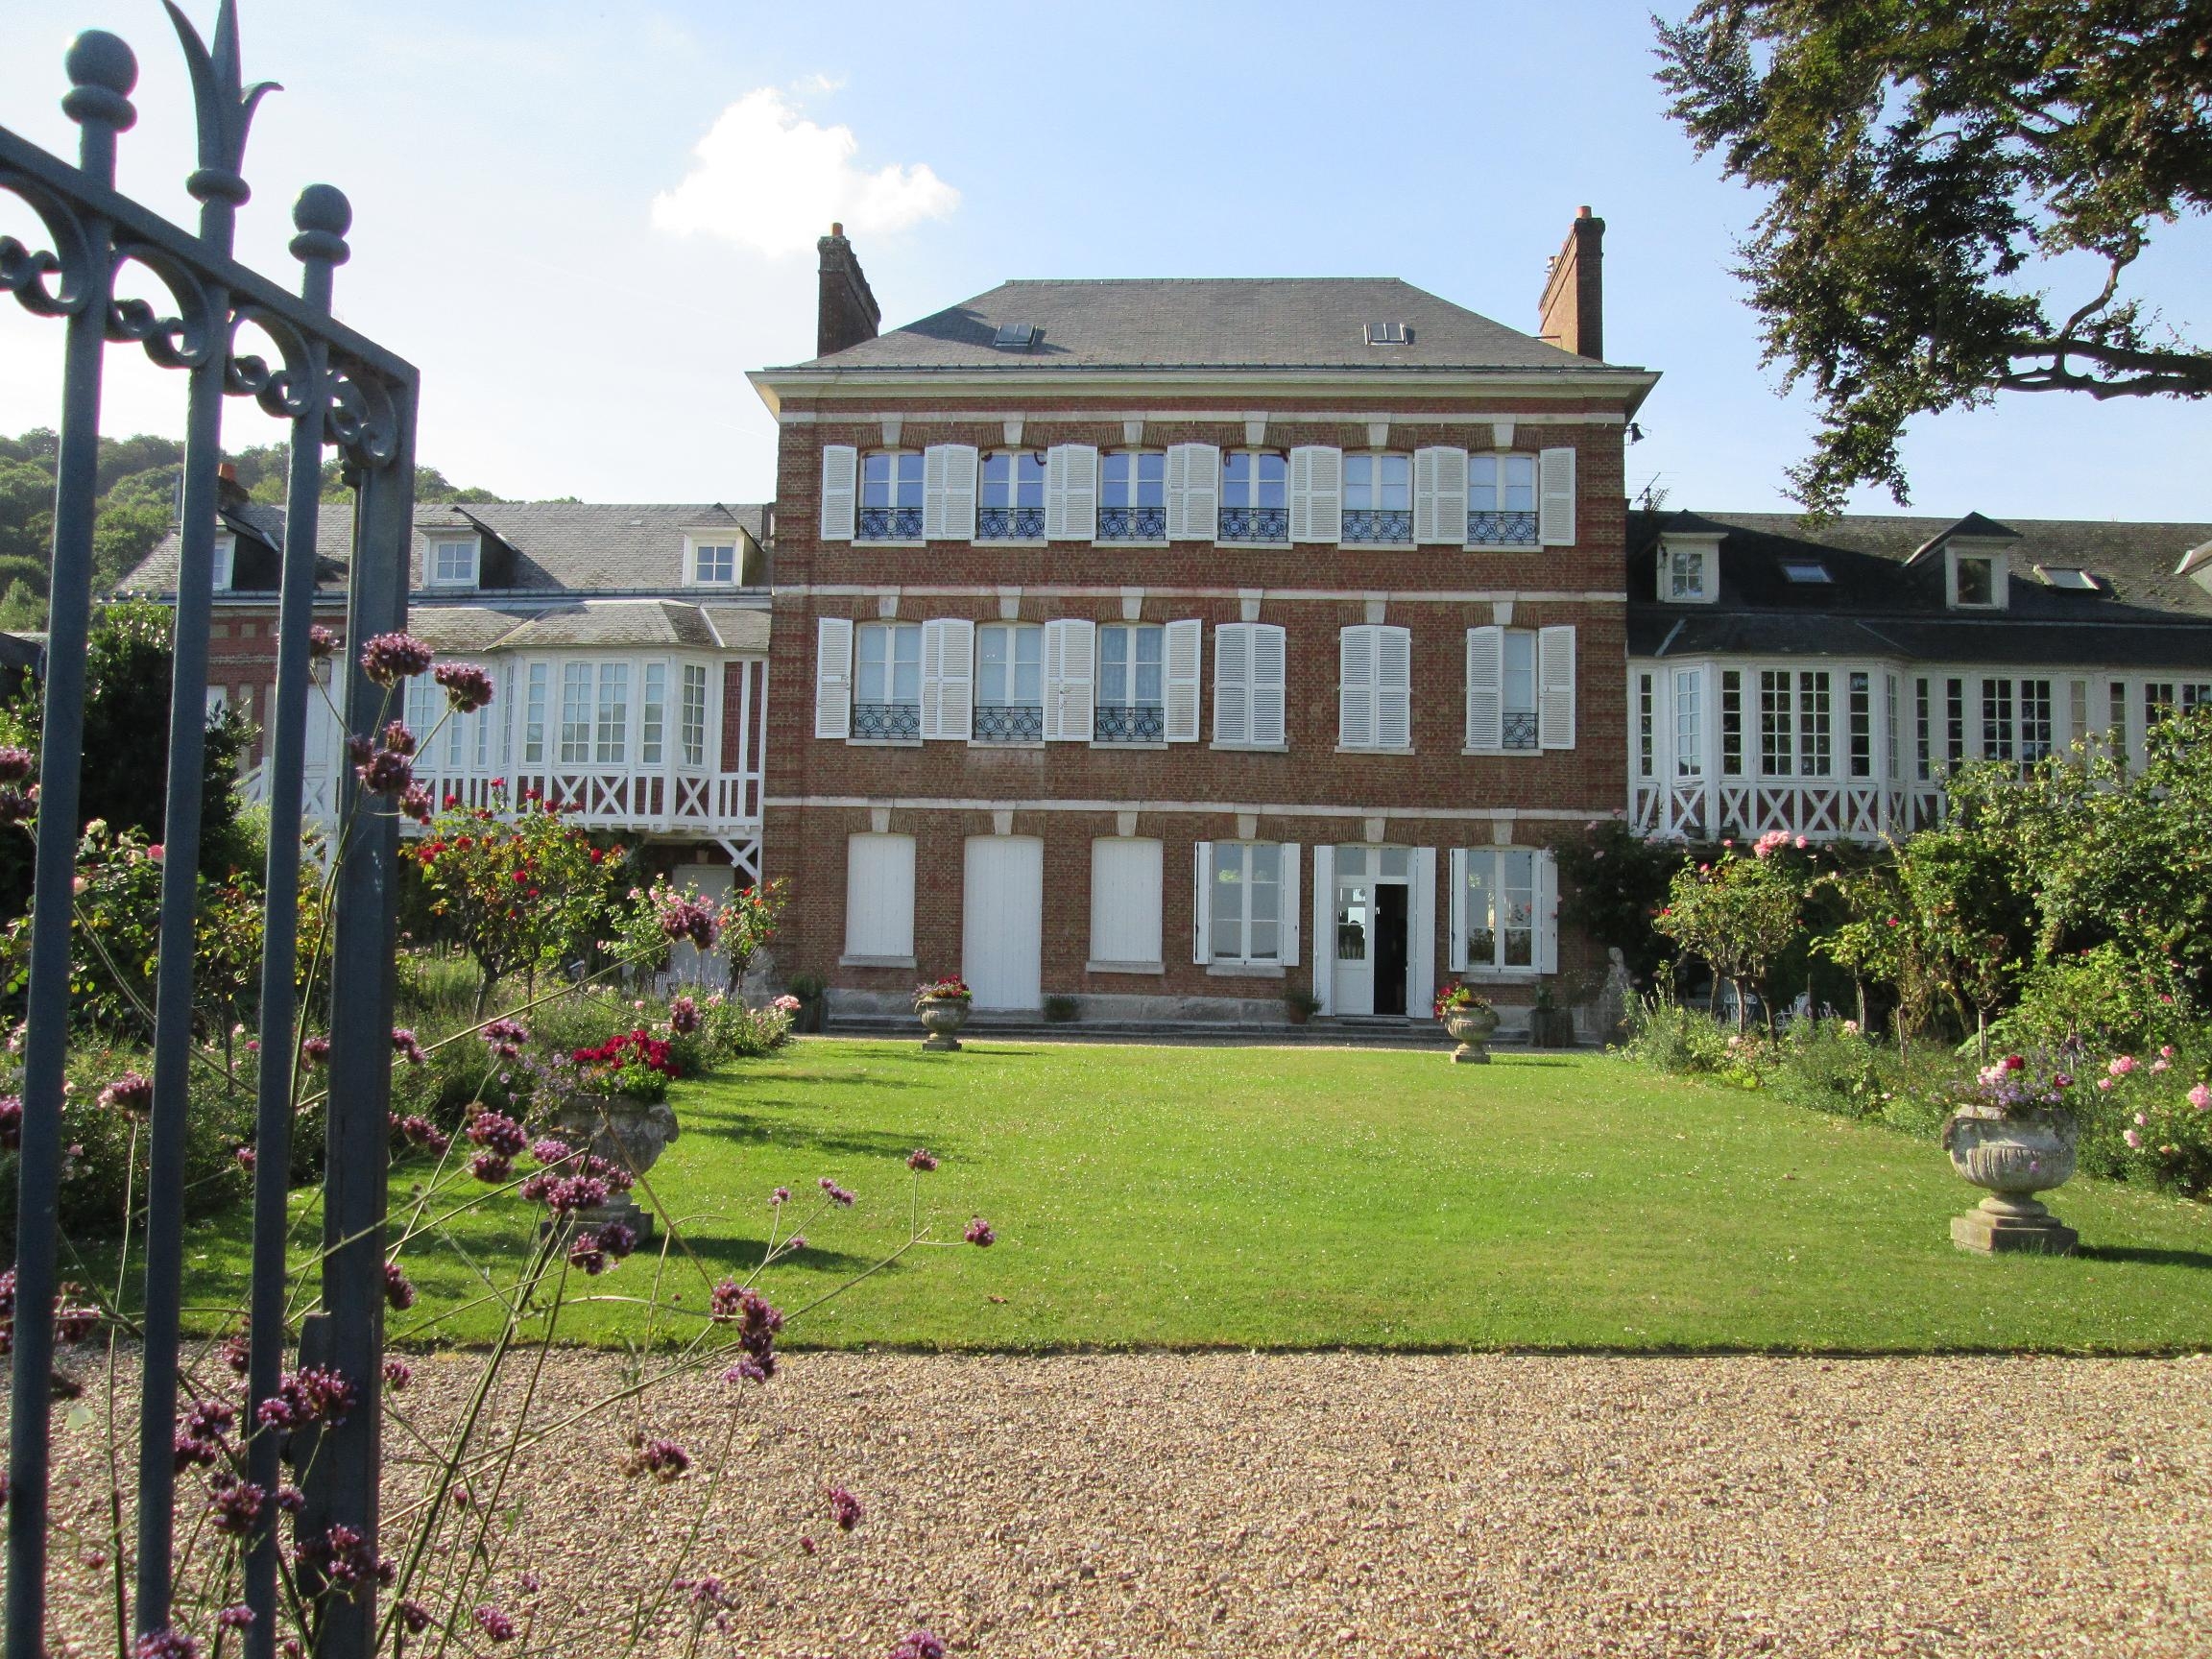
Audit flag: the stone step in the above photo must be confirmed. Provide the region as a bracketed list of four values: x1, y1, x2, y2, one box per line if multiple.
[808, 1014, 1570, 1050]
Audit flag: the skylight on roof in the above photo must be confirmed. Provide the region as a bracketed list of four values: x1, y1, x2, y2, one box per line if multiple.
[2035, 564, 2101, 591]
[1363, 321, 1412, 345]
[991, 322, 1039, 349]
[1779, 559, 1832, 584]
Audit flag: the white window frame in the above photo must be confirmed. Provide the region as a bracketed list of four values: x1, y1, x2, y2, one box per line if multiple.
[426, 537, 479, 589]
[1339, 451, 1412, 546]
[974, 620, 1045, 741]
[1465, 452, 1540, 549]
[1449, 847, 1554, 975]
[857, 450, 926, 544]
[1096, 450, 1167, 544]
[1671, 666, 1703, 778]
[686, 535, 740, 587]
[1095, 621, 1166, 742]
[1946, 546, 2009, 610]
[1206, 841, 1288, 969]
[211, 535, 235, 591]
[1661, 537, 1719, 603]
[854, 620, 923, 740]
[1217, 450, 1289, 545]
[977, 450, 1046, 542]
[680, 662, 709, 767]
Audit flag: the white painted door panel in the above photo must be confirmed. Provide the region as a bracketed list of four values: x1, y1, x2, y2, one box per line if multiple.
[962, 836, 1044, 1011]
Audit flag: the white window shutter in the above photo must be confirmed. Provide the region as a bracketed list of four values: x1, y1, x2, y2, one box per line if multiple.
[942, 445, 977, 541]
[1447, 848, 1469, 972]
[1044, 617, 1095, 741]
[920, 616, 973, 741]
[1465, 626, 1504, 752]
[1407, 846, 1436, 1013]
[1165, 443, 1219, 541]
[1045, 445, 1097, 541]
[1280, 842, 1301, 968]
[814, 615, 854, 738]
[1250, 623, 1286, 747]
[923, 445, 950, 541]
[1538, 447, 1576, 547]
[1289, 445, 1341, 543]
[1414, 446, 1468, 546]
[1376, 625, 1412, 750]
[819, 445, 857, 541]
[1535, 850, 1560, 974]
[1214, 622, 1251, 745]
[1538, 624, 1576, 750]
[1310, 845, 1334, 1013]
[1191, 840, 1214, 964]
[1339, 625, 1377, 748]
[1163, 617, 1202, 742]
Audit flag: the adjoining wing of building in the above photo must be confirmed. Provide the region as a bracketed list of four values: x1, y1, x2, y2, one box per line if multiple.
[116, 212, 2212, 1037]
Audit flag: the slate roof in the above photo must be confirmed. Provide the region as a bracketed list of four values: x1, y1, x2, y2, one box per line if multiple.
[120, 500, 768, 598]
[1629, 510, 2212, 669]
[407, 600, 767, 655]
[775, 277, 1641, 373]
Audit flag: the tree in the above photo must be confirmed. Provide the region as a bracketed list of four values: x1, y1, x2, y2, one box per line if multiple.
[1654, 847, 1804, 1029]
[1656, 2, 2212, 514]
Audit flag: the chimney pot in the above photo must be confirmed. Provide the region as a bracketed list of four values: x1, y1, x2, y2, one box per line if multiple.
[217, 462, 237, 483]
[830, 221, 843, 236]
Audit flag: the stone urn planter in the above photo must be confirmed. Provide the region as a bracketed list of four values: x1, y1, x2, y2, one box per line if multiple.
[547, 1092, 680, 1239]
[1942, 1105, 2080, 1255]
[917, 996, 970, 1052]
[1443, 1005, 1501, 1065]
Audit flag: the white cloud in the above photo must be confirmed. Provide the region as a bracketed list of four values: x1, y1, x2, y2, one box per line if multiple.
[650, 87, 958, 257]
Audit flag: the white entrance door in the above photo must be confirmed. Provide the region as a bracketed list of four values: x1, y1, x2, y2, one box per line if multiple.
[669, 863, 734, 985]
[1333, 870, 1376, 1017]
[962, 835, 1044, 1011]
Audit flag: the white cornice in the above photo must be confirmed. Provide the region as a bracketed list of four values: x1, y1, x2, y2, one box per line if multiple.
[769, 407, 1627, 428]
[773, 585, 1626, 605]
[767, 795, 1623, 822]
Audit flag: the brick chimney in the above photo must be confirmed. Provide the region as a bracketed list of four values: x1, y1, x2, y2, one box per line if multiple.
[215, 460, 250, 513]
[815, 222, 880, 360]
[1537, 206, 1605, 361]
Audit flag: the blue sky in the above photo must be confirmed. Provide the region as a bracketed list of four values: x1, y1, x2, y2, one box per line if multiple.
[3, 0, 2207, 523]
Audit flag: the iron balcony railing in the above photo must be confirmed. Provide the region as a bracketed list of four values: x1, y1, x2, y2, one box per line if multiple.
[1503, 711, 1540, 750]
[854, 700, 922, 740]
[1468, 509, 1540, 547]
[1097, 504, 1166, 541]
[857, 504, 924, 541]
[974, 703, 1045, 741]
[976, 505, 1045, 541]
[1218, 505, 1288, 543]
[1094, 703, 1166, 743]
[1342, 508, 1414, 544]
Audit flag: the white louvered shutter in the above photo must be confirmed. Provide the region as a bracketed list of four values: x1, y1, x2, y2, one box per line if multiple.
[1537, 624, 1576, 750]
[1465, 625, 1504, 752]
[1165, 443, 1220, 541]
[1376, 625, 1412, 750]
[920, 616, 974, 741]
[814, 615, 854, 738]
[1289, 445, 1342, 544]
[1191, 840, 1214, 964]
[1280, 843, 1301, 968]
[1535, 851, 1560, 974]
[1163, 617, 1202, 742]
[1407, 846, 1436, 1013]
[1538, 447, 1576, 547]
[1339, 626, 1377, 748]
[1250, 622, 1286, 747]
[1415, 446, 1469, 546]
[941, 445, 977, 541]
[1043, 617, 1095, 742]
[1310, 845, 1334, 1014]
[923, 445, 950, 541]
[1447, 848, 1469, 972]
[1214, 623, 1252, 746]
[819, 445, 857, 541]
[1046, 445, 1098, 541]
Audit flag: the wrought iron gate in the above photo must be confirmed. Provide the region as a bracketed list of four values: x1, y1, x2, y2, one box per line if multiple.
[2, 6, 414, 1654]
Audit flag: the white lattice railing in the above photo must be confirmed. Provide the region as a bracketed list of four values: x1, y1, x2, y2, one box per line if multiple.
[1632, 778, 1946, 843]
[414, 764, 760, 836]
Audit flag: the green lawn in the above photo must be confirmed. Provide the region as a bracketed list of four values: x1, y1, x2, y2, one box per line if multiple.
[166, 1038, 2212, 1353]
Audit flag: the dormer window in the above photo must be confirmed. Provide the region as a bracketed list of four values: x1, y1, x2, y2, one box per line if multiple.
[1779, 559, 1831, 585]
[1659, 537, 1719, 604]
[690, 539, 739, 586]
[1363, 322, 1412, 345]
[211, 535, 234, 591]
[1948, 547, 2008, 609]
[428, 537, 479, 588]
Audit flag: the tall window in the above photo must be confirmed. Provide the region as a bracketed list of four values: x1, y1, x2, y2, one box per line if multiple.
[1096, 623, 1164, 742]
[1636, 672, 1655, 779]
[524, 662, 548, 764]
[978, 451, 1046, 541]
[212, 538, 235, 590]
[1797, 671, 1832, 777]
[1098, 451, 1166, 541]
[1759, 670, 1792, 776]
[681, 663, 709, 766]
[2020, 679, 2054, 763]
[691, 541, 737, 585]
[1982, 676, 2016, 761]
[429, 539, 477, 586]
[859, 452, 925, 541]
[640, 663, 667, 765]
[1341, 453, 1412, 543]
[594, 663, 630, 764]
[1848, 672, 1872, 778]
[1673, 668, 1703, 778]
[854, 621, 922, 739]
[1461, 849, 1537, 970]
[1503, 630, 1538, 751]
[1886, 673, 1902, 781]
[1914, 677, 1932, 781]
[974, 622, 1044, 742]
[1945, 678, 1966, 768]
[1467, 453, 1538, 546]
[1218, 451, 1287, 543]
[1720, 670, 1743, 776]
[1210, 842, 1283, 966]
[559, 663, 592, 764]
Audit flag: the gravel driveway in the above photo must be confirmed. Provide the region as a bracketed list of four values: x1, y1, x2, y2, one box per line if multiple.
[27, 1350, 2212, 1656]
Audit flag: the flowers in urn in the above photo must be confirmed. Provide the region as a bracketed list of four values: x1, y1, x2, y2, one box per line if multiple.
[1971, 1050, 2074, 1115]
[1943, 1049, 2082, 1255]
[913, 976, 973, 1012]
[1433, 979, 1501, 1065]
[1432, 981, 1492, 1020]
[565, 1028, 682, 1103]
[913, 976, 973, 1052]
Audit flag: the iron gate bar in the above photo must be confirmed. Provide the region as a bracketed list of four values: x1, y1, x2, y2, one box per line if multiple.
[2, 36, 132, 1659]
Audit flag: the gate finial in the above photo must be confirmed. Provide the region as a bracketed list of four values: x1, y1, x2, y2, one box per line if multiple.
[164, 0, 279, 221]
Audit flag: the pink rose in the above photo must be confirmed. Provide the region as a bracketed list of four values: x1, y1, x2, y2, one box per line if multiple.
[2188, 1084, 2211, 1113]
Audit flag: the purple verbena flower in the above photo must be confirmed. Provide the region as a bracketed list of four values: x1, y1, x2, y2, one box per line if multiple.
[0, 746, 34, 785]
[819, 1176, 855, 1207]
[99, 1071, 154, 1117]
[633, 1437, 691, 1482]
[306, 624, 340, 661]
[467, 1111, 529, 1158]
[355, 747, 414, 797]
[302, 1035, 330, 1065]
[359, 632, 435, 686]
[206, 1477, 265, 1536]
[0, 1095, 18, 1151]
[892, 1632, 947, 1659]
[474, 1605, 516, 1642]
[383, 1358, 413, 1391]
[384, 1261, 417, 1311]
[829, 1484, 862, 1531]
[480, 1016, 531, 1060]
[435, 661, 496, 713]
[567, 1233, 607, 1276]
[906, 1147, 938, 1172]
[668, 995, 701, 1035]
[965, 1217, 996, 1248]
[132, 1630, 197, 1659]
[391, 1027, 427, 1067]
